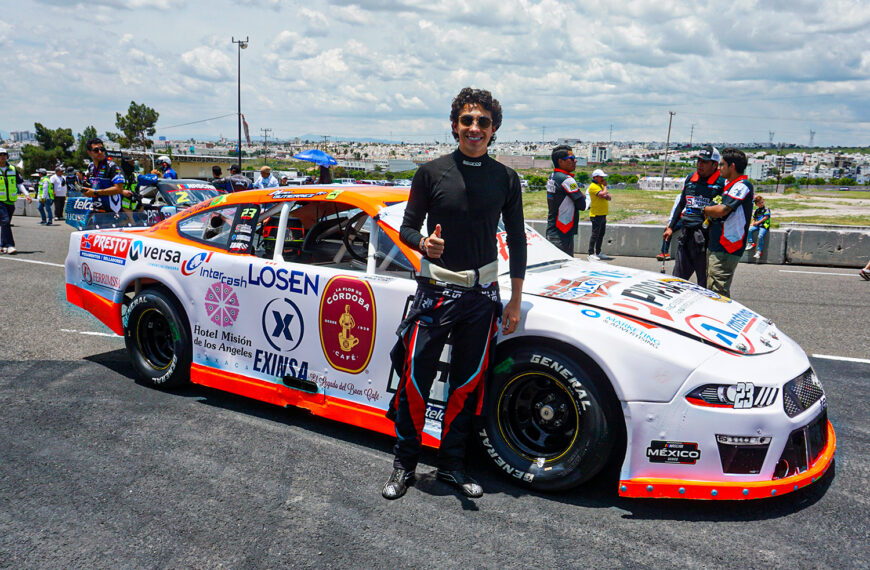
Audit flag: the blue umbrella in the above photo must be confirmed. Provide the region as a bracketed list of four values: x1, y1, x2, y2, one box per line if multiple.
[292, 149, 338, 167]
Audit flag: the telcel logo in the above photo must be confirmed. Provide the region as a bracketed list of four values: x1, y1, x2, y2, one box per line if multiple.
[182, 252, 213, 276]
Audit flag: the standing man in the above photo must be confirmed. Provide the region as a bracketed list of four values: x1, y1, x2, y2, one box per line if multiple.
[51, 166, 67, 221]
[545, 145, 585, 256]
[37, 169, 54, 226]
[80, 138, 133, 213]
[587, 168, 611, 261]
[157, 156, 177, 179]
[703, 148, 754, 297]
[227, 163, 252, 192]
[252, 165, 278, 189]
[383, 87, 527, 500]
[0, 148, 32, 254]
[662, 145, 725, 285]
[210, 165, 229, 192]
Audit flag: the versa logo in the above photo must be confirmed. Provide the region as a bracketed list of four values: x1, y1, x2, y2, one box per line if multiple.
[182, 252, 213, 276]
[129, 240, 182, 264]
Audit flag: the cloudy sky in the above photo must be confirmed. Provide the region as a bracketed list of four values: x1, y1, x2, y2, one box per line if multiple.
[3, 0, 869, 146]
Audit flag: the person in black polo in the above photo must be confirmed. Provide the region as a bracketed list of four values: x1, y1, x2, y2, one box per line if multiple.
[383, 87, 527, 501]
[545, 145, 585, 256]
[662, 145, 725, 285]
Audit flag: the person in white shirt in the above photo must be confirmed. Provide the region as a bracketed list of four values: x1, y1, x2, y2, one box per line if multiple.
[253, 166, 279, 189]
[50, 166, 67, 221]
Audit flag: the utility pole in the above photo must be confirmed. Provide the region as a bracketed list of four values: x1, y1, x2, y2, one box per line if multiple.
[768, 131, 775, 149]
[660, 111, 675, 192]
[231, 36, 249, 171]
[260, 128, 272, 165]
[809, 130, 816, 148]
[541, 126, 546, 145]
[689, 124, 695, 147]
[609, 124, 613, 143]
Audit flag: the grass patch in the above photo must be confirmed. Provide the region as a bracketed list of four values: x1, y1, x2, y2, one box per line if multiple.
[523, 188, 679, 220]
[764, 199, 821, 211]
[772, 215, 870, 228]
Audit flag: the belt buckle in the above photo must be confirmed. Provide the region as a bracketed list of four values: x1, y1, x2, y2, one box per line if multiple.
[473, 268, 480, 287]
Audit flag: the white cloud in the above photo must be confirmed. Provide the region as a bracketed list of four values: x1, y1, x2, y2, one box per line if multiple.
[179, 46, 234, 82]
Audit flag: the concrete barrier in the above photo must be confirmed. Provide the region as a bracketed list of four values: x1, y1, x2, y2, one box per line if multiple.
[784, 227, 870, 268]
[527, 220, 868, 267]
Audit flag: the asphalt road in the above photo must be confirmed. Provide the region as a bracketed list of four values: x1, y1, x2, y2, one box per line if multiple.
[1, 214, 868, 568]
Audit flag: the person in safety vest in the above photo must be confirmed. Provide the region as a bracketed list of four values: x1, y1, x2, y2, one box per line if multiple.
[37, 168, 55, 225]
[0, 148, 33, 254]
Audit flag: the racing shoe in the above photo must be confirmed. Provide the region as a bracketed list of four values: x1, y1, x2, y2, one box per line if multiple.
[436, 469, 483, 498]
[382, 468, 415, 500]
[6, 247, 16, 255]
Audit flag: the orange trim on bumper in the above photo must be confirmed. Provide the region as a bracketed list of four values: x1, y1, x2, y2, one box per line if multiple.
[66, 283, 123, 335]
[618, 421, 836, 500]
[189, 363, 440, 448]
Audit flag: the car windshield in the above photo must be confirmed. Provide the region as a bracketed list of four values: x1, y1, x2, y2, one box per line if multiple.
[158, 181, 223, 207]
[376, 201, 572, 276]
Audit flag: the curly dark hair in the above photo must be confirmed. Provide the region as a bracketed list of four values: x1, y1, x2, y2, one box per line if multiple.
[450, 87, 502, 145]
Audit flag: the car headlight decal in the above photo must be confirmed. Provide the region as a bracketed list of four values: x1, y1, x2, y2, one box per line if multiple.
[686, 383, 778, 409]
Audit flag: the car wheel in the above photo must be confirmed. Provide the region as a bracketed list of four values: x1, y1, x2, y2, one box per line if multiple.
[477, 345, 619, 491]
[124, 288, 191, 389]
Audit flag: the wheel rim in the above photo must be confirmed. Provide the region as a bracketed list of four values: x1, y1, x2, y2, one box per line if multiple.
[135, 308, 174, 370]
[497, 372, 579, 461]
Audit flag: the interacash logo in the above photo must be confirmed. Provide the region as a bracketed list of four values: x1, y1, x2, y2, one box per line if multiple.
[319, 276, 376, 374]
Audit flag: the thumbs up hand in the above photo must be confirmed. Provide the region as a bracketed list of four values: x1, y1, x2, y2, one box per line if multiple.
[424, 223, 445, 259]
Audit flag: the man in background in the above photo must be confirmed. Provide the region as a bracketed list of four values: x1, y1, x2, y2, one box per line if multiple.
[662, 146, 725, 285]
[587, 169, 611, 261]
[0, 148, 32, 254]
[80, 138, 133, 213]
[227, 163, 252, 192]
[210, 165, 229, 192]
[253, 165, 278, 189]
[545, 145, 585, 256]
[37, 168, 54, 226]
[51, 166, 67, 221]
[703, 148, 754, 297]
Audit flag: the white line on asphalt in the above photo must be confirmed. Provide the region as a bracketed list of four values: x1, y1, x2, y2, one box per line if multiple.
[812, 354, 870, 364]
[0, 256, 64, 268]
[60, 328, 122, 339]
[779, 270, 856, 277]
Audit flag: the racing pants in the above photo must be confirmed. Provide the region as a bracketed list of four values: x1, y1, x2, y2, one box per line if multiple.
[672, 226, 707, 286]
[546, 230, 575, 256]
[390, 281, 500, 472]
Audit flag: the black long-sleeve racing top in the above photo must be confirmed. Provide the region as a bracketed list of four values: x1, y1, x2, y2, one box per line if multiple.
[400, 150, 527, 280]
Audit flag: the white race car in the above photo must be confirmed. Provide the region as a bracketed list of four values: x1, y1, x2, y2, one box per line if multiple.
[65, 186, 835, 500]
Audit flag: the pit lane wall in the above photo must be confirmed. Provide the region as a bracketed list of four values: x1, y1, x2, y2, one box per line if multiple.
[526, 220, 870, 268]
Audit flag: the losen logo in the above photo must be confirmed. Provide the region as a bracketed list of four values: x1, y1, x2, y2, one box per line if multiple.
[129, 240, 182, 264]
[80, 234, 132, 265]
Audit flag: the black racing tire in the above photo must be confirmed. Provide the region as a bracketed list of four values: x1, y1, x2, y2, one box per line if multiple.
[477, 345, 620, 492]
[124, 288, 192, 389]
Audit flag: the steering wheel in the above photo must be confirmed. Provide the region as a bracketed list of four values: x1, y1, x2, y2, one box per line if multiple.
[343, 211, 371, 262]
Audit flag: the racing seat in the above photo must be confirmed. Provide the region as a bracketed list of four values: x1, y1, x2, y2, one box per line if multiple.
[262, 216, 305, 259]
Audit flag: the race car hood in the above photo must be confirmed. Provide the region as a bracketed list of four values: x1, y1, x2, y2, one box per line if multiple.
[520, 261, 782, 355]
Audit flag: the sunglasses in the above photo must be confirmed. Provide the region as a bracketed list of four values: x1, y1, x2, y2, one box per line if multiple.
[562, 155, 577, 161]
[89, 147, 106, 153]
[458, 114, 493, 129]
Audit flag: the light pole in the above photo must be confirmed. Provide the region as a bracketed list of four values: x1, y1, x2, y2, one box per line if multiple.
[232, 36, 248, 172]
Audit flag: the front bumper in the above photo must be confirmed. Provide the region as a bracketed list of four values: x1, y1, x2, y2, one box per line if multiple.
[619, 420, 835, 500]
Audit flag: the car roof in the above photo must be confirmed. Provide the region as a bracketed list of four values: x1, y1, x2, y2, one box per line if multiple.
[171, 185, 410, 220]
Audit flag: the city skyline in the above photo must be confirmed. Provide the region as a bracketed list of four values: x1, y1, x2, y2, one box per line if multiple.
[4, 0, 869, 146]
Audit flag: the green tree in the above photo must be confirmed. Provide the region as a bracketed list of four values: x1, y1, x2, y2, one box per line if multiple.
[73, 125, 99, 168]
[106, 101, 159, 154]
[34, 123, 75, 152]
[22, 122, 75, 173]
[575, 171, 590, 184]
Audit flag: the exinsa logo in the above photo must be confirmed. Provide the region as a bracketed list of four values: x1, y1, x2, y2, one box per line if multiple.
[129, 240, 182, 264]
